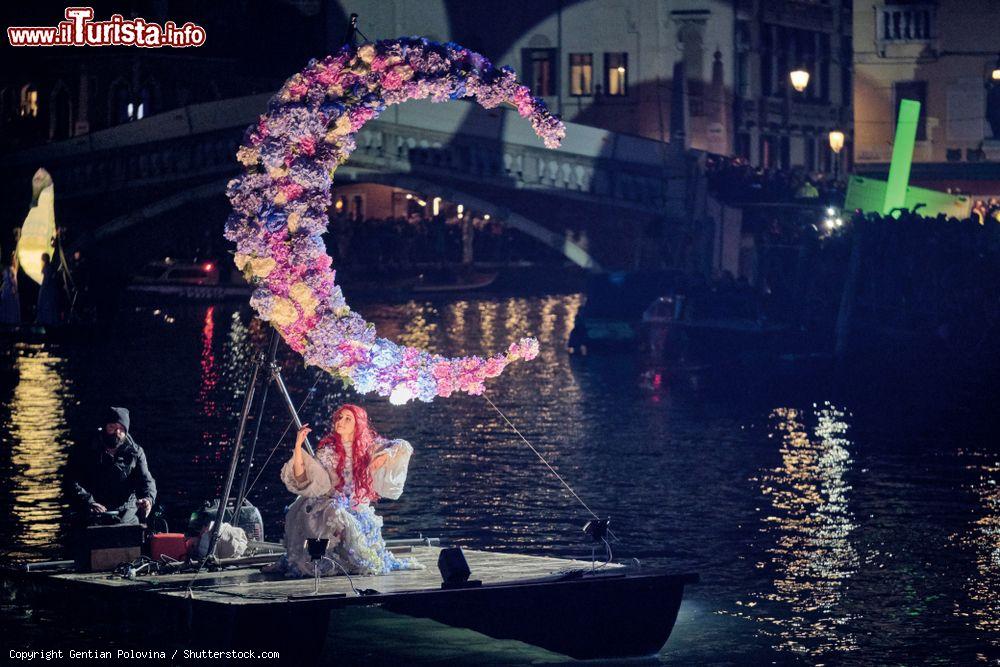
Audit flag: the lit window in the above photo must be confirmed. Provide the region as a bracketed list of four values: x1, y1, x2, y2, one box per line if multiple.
[127, 102, 134, 120]
[605, 53, 628, 96]
[524, 49, 556, 97]
[137, 103, 144, 120]
[20, 86, 38, 117]
[569, 53, 593, 96]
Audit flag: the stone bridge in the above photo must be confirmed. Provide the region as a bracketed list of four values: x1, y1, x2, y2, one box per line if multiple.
[0, 93, 695, 270]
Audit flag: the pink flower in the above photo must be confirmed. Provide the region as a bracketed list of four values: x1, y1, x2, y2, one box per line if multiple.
[298, 136, 316, 156]
[349, 106, 377, 131]
[381, 69, 404, 90]
[280, 182, 304, 201]
[483, 355, 506, 378]
[316, 65, 344, 86]
[513, 86, 534, 117]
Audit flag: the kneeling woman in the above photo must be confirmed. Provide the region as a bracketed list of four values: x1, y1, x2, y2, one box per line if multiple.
[270, 403, 422, 576]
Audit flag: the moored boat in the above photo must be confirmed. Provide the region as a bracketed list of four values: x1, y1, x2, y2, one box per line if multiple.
[127, 259, 253, 302]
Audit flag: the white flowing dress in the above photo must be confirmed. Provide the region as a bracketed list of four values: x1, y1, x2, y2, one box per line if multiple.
[274, 437, 422, 577]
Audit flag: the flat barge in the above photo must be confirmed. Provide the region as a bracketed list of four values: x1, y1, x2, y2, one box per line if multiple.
[8, 543, 697, 662]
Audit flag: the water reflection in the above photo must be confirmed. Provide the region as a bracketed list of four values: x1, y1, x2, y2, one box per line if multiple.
[956, 448, 999, 659]
[6, 344, 72, 556]
[198, 306, 218, 418]
[737, 403, 859, 657]
[398, 301, 438, 351]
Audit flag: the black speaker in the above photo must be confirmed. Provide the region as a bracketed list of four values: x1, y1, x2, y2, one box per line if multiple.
[437, 546, 480, 589]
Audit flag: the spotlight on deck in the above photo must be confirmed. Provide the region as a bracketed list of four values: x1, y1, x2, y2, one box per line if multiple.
[438, 546, 481, 589]
[306, 538, 329, 561]
[583, 518, 610, 543]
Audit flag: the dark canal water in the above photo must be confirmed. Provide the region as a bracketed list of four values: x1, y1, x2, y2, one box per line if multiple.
[0, 287, 997, 665]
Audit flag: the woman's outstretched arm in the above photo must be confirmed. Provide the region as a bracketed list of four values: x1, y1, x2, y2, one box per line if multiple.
[280, 424, 332, 497]
[292, 424, 310, 483]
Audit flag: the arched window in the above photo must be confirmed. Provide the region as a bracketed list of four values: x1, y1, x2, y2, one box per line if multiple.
[138, 78, 160, 119]
[0, 87, 15, 124]
[49, 80, 73, 140]
[20, 83, 39, 118]
[108, 77, 132, 125]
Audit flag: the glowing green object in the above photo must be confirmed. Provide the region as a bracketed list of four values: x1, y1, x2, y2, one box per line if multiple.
[883, 99, 920, 214]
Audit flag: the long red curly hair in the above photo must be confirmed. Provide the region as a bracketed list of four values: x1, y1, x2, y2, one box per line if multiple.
[315, 403, 379, 503]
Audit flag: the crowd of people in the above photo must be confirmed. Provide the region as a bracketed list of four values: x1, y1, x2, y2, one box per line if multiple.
[704, 155, 845, 204]
[745, 205, 1000, 354]
[847, 209, 1000, 348]
[326, 213, 556, 269]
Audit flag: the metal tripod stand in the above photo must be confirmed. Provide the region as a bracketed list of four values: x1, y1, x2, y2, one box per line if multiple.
[201, 326, 314, 565]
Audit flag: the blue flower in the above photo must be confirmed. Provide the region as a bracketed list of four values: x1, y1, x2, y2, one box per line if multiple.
[352, 367, 376, 393]
[320, 101, 345, 118]
[257, 204, 287, 233]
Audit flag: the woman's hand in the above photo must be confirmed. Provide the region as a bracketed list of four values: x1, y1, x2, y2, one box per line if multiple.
[295, 424, 311, 447]
[370, 451, 389, 471]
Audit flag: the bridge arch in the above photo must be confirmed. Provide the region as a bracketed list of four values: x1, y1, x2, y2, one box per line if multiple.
[87, 172, 603, 271]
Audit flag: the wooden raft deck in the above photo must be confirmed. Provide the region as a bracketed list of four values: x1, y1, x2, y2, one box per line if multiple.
[28, 547, 692, 659]
[49, 546, 621, 604]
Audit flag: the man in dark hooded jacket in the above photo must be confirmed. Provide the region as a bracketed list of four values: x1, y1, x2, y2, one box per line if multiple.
[67, 407, 157, 526]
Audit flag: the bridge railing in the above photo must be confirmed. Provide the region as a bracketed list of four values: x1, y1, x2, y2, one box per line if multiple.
[1, 93, 688, 213]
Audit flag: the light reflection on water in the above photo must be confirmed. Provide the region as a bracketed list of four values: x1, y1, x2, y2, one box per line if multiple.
[957, 448, 1000, 660]
[0, 292, 995, 664]
[732, 404, 859, 658]
[4, 344, 72, 556]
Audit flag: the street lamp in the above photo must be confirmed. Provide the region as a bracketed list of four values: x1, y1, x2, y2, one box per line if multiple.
[829, 130, 845, 182]
[828, 130, 845, 154]
[789, 67, 810, 93]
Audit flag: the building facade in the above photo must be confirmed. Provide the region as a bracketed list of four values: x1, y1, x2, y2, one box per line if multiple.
[346, 0, 852, 173]
[853, 0, 1000, 195]
[2, 0, 854, 177]
[731, 0, 853, 173]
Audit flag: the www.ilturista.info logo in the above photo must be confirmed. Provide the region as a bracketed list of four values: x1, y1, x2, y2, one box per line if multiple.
[7, 7, 206, 48]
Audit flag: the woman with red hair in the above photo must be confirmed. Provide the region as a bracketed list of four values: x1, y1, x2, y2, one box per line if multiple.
[267, 403, 421, 576]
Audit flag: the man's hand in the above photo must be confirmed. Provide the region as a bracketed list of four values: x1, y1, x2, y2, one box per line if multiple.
[89, 502, 107, 514]
[136, 498, 152, 519]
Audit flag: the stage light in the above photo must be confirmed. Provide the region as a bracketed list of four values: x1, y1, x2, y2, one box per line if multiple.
[583, 518, 610, 542]
[306, 538, 329, 561]
[438, 546, 480, 589]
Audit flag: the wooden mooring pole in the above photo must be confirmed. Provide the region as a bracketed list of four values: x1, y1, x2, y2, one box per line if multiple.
[834, 221, 864, 360]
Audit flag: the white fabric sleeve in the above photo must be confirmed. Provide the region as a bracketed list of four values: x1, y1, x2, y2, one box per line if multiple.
[371, 439, 413, 500]
[280, 453, 332, 498]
